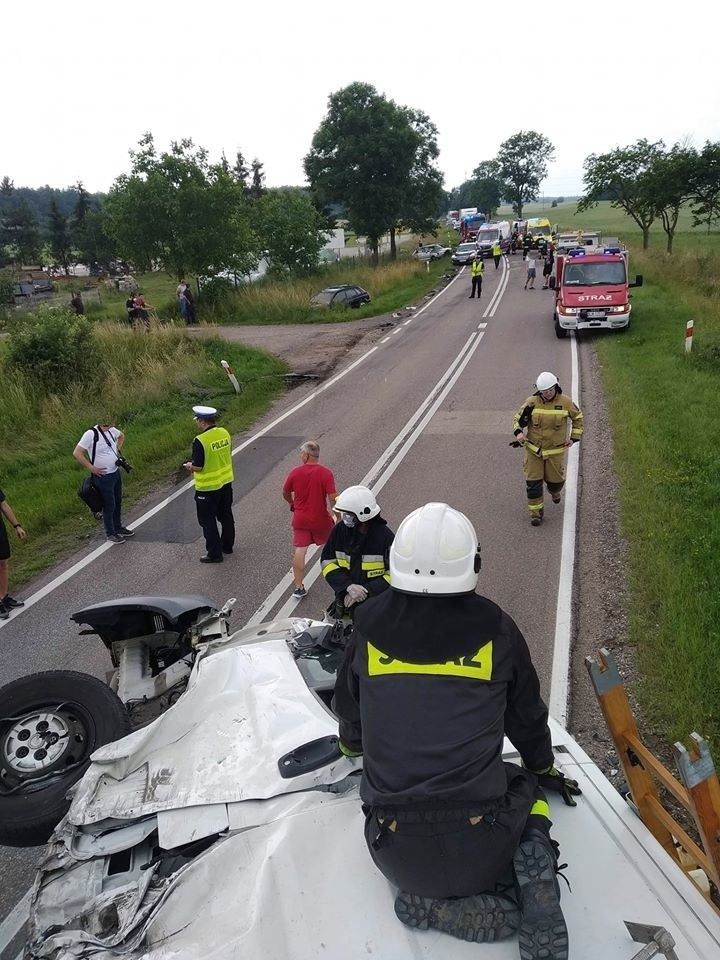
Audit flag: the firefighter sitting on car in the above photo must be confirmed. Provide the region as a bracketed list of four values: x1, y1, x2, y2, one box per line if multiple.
[321, 485, 394, 618]
[332, 502, 580, 958]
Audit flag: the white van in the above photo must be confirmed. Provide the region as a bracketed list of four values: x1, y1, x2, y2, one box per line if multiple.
[476, 221, 512, 257]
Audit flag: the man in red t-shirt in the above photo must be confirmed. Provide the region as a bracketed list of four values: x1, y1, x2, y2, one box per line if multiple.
[282, 441, 337, 599]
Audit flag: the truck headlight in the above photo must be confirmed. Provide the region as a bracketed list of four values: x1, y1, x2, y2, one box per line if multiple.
[559, 306, 579, 316]
[608, 304, 628, 313]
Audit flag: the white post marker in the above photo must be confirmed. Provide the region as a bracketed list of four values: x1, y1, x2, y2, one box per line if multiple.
[685, 319, 694, 353]
[221, 360, 242, 394]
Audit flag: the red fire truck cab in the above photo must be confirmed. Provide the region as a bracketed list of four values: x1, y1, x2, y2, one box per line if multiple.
[550, 243, 643, 338]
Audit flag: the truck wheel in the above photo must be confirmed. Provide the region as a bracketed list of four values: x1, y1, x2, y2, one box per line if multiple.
[0, 671, 131, 848]
[554, 318, 568, 339]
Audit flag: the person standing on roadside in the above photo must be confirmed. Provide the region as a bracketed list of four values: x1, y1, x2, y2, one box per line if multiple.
[183, 405, 235, 563]
[0, 489, 27, 620]
[512, 371, 583, 526]
[491, 240, 502, 270]
[542, 252, 554, 290]
[176, 280, 188, 322]
[524, 253, 537, 290]
[469, 252, 483, 299]
[70, 291, 84, 315]
[182, 284, 196, 324]
[282, 440, 337, 599]
[73, 422, 134, 544]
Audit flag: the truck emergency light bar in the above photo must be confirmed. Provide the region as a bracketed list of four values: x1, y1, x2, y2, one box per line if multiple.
[568, 248, 586, 257]
[603, 247, 622, 255]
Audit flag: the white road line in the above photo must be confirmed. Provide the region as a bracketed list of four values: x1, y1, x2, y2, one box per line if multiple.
[0, 272, 465, 633]
[271, 332, 487, 622]
[477, 323, 487, 330]
[0, 889, 31, 954]
[549, 332, 581, 726]
[380, 336, 390, 343]
[392, 328, 402, 335]
[484, 259, 510, 318]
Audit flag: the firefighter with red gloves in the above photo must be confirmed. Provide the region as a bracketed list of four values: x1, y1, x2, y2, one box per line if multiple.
[512, 372, 583, 526]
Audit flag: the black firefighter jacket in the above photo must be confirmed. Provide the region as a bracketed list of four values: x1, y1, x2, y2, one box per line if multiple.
[321, 516, 394, 598]
[332, 589, 554, 810]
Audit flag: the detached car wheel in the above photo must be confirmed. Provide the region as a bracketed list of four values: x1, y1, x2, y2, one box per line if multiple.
[0, 671, 131, 848]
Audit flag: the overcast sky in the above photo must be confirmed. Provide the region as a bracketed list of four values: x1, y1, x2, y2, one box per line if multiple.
[5, 1, 719, 200]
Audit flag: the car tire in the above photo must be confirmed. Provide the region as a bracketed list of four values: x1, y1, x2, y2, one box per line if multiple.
[0, 671, 131, 848]
[554, 317, 568, 339]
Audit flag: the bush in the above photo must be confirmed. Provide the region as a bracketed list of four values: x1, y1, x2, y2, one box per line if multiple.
[0, 269, 15, 305]
[6, 307, 98, 392]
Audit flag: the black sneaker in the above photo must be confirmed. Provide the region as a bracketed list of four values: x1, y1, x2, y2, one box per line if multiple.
[2, 595, 24, 609]
[117, 527, 135, 537]
[513, 836, 569, 960]
[0, 603, 9, 620]
[107, 533, 126, 544]
[551, 495, 562, 504]
[291, 586, 307, 599]
[394, 890, 519, 943]
[199, 554, 223, 564]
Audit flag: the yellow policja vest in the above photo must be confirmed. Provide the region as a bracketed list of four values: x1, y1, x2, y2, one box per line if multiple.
[194, 427, 234, 491]
[471, 260, 484, 277]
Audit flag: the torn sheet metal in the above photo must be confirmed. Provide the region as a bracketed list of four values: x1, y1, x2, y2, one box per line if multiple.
[69, 639, 358, 825]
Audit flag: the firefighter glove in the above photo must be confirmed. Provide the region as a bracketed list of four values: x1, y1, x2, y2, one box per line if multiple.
[534, 766, 582, 806]
[339, 740, 362, 758]
[345, 583, 369, 605]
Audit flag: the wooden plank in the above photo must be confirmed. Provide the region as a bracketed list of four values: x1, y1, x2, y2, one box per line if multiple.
[625, 733, 691, 807]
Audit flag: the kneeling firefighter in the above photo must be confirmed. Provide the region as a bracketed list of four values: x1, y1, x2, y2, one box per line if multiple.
[320, 485, 394, 618]
[512, 371, 583, 526]
[332, 503, 581, 959]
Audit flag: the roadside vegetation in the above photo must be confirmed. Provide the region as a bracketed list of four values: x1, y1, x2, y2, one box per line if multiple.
[0, 314, 287, 584]
[502, 201, 720, 748]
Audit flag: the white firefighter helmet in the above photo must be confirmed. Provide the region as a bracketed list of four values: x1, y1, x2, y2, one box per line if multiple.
[534, 371, 559, 392]
[334, 485, 380, 521]
[390, 503, 481, 596]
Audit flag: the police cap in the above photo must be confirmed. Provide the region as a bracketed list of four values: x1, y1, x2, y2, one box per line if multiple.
[192, 405, 218, 420]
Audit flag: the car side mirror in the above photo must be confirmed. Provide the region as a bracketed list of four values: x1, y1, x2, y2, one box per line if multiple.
[630, 274, 643, 288]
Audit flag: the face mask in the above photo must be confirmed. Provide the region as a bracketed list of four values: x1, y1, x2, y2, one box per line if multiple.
[341, 513, 357, 528]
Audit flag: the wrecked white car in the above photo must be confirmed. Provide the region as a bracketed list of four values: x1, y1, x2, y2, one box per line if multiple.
[3, 597, 718, 959]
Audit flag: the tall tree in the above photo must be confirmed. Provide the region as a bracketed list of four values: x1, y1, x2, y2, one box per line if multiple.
[249, 158, 265, 200]
[232, 151, 250, 192]
[8, 199, 41, 263]
[496, 131, 555, 220]
[468, 160, 503, 220]
[48, 196, 72, 273]
[305, 83, 429, 263]
[578, 140, 664, 249]
[0, 177, 14, 198]
[644, 143, 697, 254]
[71, 181, 92, 236]
[254, 188, 327, 276]
[105, 133, 258, 280]
[690, 140, 720, 234]
[395, 108, 444, 252]
[75, 208, 117, 269]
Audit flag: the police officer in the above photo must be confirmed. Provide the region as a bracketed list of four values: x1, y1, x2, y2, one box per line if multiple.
[512, 372, 583, 526]
[492, 239, 502, 269]
[183, 405, 235, 563]
[333, 503, 579, 958]
[469, 251, 484, 298]
[321, 485, 393, 618]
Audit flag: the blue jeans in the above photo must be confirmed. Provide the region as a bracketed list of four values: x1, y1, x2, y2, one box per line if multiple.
[95, 470, 122, 536]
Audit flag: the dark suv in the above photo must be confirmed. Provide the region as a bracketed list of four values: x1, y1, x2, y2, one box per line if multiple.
[310, 284, 371, 308]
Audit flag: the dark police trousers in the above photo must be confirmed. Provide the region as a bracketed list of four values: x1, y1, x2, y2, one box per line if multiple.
[364, 763, 540, 899]
[194, 483, 235, 559]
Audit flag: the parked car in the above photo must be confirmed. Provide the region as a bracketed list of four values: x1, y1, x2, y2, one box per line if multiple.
[413, 243, 450, 261]
[450, 241, 479, 265]
[310, 284, 371, 308]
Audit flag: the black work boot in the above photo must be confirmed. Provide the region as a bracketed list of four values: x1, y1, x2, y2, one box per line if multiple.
[394, 890, 520, 943]
[513, 829, 568, 959]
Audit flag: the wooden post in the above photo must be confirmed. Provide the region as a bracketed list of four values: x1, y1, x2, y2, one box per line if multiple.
[685, 319, 694, 353]
[673, 733, 720, 891]
[586, 649, 680, 865]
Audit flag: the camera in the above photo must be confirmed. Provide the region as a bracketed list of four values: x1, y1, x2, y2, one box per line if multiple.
[116, 456, 133, 473]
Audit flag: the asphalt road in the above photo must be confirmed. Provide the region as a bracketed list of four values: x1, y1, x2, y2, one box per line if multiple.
[0, 253, 580, 943]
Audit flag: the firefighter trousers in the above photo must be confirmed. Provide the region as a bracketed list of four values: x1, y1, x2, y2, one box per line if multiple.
[524, 450, 565, 517]
[363, 764, 550, 900]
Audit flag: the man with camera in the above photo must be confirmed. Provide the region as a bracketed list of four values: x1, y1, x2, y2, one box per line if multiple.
[73, 422, 134, 544]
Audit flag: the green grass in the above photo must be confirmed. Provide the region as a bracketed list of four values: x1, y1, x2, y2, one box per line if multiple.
[1, 326, 287, 586]
[537, 203, 720, 746]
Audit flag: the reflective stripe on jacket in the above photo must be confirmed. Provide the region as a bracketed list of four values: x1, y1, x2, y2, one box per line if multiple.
[512, 391, 583, 457]
[194, 427, 234, 491]
[321, 517, 394, 596]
